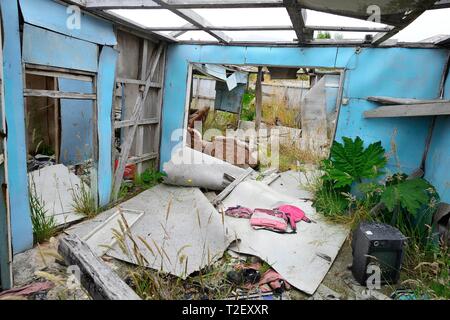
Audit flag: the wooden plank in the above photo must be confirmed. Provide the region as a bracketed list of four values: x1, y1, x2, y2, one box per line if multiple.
[368, 96, 450, 105]
[26, 69, 93, 82]
[255, 66, 263, 131]
[128, 152, 158, 165]
[146, 25, 392, 32]
[24, 89, 96, 100]
[85, 0, 284, 9]
[136, 40, 149, 174]
[364, 103, 450, 118]
[153, 46, 167, 169]
[212, 168, 254, 206]
[112, 45, 165, 200]
[114, 117, 159, 129]
[58, 234, 141, 300]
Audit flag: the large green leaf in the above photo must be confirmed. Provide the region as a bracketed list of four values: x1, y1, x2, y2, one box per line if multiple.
[323, 136, 387, 188]
[380, 178, 432, 215]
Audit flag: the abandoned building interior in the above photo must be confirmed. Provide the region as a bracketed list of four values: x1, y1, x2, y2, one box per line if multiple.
[0, 0, 449, 300]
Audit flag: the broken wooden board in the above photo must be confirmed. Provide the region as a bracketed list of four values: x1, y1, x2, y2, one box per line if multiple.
[101, 185, 234, 278]
[28, 164, 86, 226]
[58, 234, 141, 300]
[222, 180, 349, 295]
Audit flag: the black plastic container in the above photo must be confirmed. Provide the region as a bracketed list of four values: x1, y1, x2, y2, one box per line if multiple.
[352, 222, 406, 286]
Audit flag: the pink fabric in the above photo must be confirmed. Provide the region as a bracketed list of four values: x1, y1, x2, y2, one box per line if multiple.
[250, 209, 289, 233]
[225, 206, 253, 219]
[276, 205, 310, 223]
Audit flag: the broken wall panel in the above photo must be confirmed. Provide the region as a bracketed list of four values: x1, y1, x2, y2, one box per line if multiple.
[22, 24, 99, 73]
[161, 45, 448, 176]
[58, 78, 94, 165]
[19, 0, 117, 46]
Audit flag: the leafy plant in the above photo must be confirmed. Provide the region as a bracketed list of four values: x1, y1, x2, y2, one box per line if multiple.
[322, 136, 387, 188]
[29, 180, 57, 243]
[136, 169, 167, 188]
[381, 176, 434, 216]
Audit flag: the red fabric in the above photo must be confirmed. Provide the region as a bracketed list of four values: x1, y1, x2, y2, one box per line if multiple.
[114, 160, 136, 180]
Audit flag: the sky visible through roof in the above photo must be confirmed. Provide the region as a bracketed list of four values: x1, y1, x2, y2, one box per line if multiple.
[112, 7, 450, 42]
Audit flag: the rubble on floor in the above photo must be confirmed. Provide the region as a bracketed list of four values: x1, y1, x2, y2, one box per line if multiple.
[68, 184, 234, 278]
[28, 164, 88, 226]
[221, 180, 349, 295]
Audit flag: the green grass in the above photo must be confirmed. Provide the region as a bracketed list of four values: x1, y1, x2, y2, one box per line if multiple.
[29, 180, 57, 244]
[71, 181, 98, 218]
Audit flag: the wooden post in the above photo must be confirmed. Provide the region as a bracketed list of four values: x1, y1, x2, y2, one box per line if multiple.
[58, 234, 141, 300]
[255, 66, 263, 132]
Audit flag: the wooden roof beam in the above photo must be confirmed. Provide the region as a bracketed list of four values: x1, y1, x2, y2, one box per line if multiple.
[283, 0, 312, 43]
[84, 0, 284, 9]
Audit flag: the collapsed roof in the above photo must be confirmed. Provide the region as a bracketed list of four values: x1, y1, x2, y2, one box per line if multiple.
[65, 1, 450, 46]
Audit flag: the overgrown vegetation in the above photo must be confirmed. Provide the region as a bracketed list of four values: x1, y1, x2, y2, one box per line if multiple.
[312, 136, 449, 299]
[29, 180, 57, 243]
[71, 182, 98, 218]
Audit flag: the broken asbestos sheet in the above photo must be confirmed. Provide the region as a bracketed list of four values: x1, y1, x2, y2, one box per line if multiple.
[163, 147, 245, 191]
[222, 180, 349, 295]
[105, 184, 234, 278]
[28, 164, 86, 226]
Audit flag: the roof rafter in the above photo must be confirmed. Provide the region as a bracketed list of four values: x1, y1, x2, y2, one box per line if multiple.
[84, 0, 284, 9]
[146, 25, 392, 33]
[283, 0, 312, 43]
[151, 0, 232, 43]
[372, 0, 441, 45]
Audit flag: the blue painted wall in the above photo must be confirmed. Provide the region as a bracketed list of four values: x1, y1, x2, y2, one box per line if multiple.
[425, 68, 450, 203]
[1, 0, 34, 253]
[58, 79, 94, 165]
[161, 45, 448, 177]
[23, 24, 99, 73]
[19, 0, 117, 46]
[97, 47, 119, 207]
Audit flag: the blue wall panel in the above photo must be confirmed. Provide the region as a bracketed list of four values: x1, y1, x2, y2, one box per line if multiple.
[97, 47, 118, 206]
[160, 44, 448, 178]
[58, 79, 94, 165]
[23, 24, 98, 73]
[425, 68, 450, 203]
[1, 0, 33, 253]
[19, 0, 116, 46]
